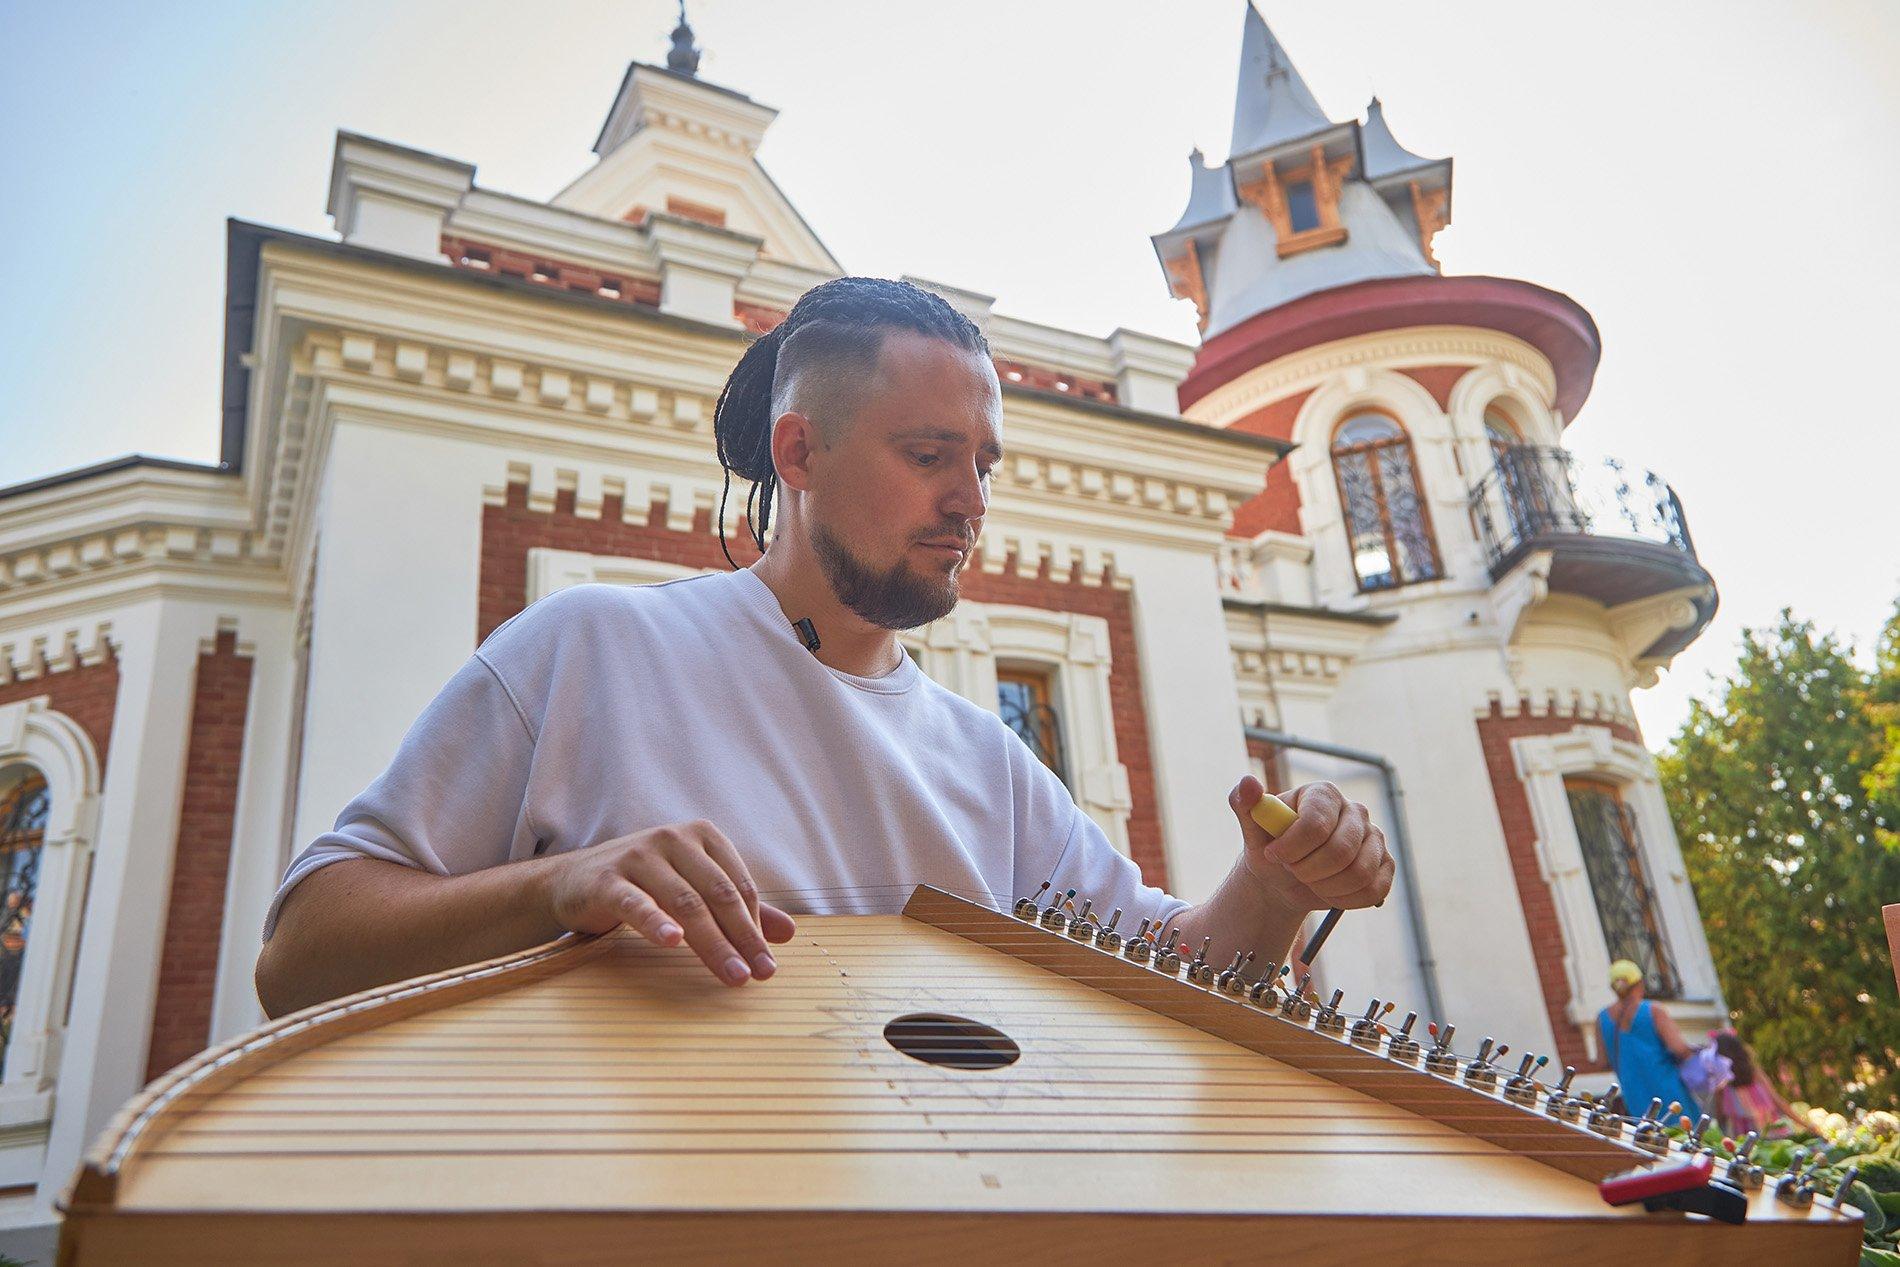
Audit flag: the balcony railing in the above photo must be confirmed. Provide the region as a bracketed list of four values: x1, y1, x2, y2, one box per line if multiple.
[1468, 446, 1697, 573]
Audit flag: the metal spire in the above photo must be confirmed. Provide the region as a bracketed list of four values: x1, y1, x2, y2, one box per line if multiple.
[667, 1, 701, 76]
[1229, 3, 1334, 157]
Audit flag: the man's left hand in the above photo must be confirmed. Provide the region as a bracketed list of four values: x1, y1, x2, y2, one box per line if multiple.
[1227, 777, 1395, 914]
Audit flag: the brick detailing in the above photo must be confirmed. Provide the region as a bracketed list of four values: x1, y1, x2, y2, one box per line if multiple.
[1474, 700, 1642, 1072]
[664, 195, 727, 229]
[1398, 364, 1472, 411]
[441, 236, 663, 309]
[736, 303, 788, 335]
[0, 654, 119, 771]
[145, 629, 254, 1083]
[1224, 388, 1314, 539]
[993, 358, 1118, 405]
[478, 483, 1170, 888]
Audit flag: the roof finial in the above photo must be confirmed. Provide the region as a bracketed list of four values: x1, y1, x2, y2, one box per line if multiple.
[667, 1, 701, 76]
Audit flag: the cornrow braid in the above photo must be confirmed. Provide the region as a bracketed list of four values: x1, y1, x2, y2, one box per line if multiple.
[713, 276, 990, 569]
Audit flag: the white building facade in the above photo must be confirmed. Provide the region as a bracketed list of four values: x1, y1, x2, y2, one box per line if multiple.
[0, 6, 1722, 1230]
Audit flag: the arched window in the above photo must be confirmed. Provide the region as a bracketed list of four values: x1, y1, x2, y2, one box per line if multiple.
[1330, 412, 1441, 590]
[0, 767, 48, 1080]
[997, 665, 1069, 788]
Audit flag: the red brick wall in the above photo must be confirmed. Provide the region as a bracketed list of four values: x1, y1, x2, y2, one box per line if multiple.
[145, 630, 254, 1082]
[1224, 389, 1313, 539]
[479, 483, 1171, 888]
[0, 653, 119, 771]
[1398, 364, 1472, 411]
[1475, 701, 1643, 1071]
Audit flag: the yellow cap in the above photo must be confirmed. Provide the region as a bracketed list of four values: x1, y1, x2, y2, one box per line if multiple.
[1608, 959, 1644, 991]
[1249, 792, 1298, 838]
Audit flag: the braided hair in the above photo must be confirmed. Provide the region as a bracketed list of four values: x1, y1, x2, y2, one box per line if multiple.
[714, 276, 990, 569]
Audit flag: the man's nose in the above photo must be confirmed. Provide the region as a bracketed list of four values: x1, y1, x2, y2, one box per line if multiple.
[941, 461, 988, 521]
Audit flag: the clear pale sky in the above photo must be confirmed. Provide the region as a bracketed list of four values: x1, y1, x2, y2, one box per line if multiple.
[3, 0, 1896, 745]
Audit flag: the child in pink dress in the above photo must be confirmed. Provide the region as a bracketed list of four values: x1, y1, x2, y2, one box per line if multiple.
[1710, 1029, 1797, 1138]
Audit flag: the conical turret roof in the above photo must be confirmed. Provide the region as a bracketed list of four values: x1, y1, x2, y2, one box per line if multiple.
[1229, 4, 1335, 157]
[1361, 97, 1439, 180]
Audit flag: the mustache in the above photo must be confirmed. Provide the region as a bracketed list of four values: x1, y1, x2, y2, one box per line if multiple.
[916, 524, 977, 546]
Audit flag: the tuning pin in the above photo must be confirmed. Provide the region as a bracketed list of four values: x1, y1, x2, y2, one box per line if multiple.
[1384, 1009, 1422, 1062]
[1735, 1131, 1759, 1162]
[1215, 951, 1251, 995]
[1831, 1166, 1861, 1212]
[1423, 1022, 1458, 1076]
[1122, 918, 1153, 964]
[1349, 999, 1392, 1049]
[1066, 898, 1098, 943]
[1463, 1037, 1501, 1092]
[1314, 988, 1348, 1035]
[1191, 937, 1212, 968]
[1102, 908, 1121, 933]
[1039, 888, 1076, 930]
[1094, 908, 1125, 954]
[1014, 881, 1051, 919]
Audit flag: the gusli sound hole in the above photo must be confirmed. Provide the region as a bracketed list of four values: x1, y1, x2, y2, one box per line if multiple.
[883, 1013, 1021, 1070]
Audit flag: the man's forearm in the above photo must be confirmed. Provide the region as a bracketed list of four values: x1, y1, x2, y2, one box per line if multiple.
[255, 855, 566, 1019]
[1166, 860, 1310, 980]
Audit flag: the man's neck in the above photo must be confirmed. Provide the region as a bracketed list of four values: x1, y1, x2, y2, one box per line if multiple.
[749, 550, 904, 679]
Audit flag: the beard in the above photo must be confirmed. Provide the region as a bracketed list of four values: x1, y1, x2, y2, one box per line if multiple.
[811, 519, 965, 630]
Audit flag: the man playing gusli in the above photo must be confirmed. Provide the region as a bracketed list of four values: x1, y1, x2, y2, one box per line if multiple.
[255, 277, 1395, 1015]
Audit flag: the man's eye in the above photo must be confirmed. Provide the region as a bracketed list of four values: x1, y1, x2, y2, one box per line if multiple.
[911, 452, 940, 467]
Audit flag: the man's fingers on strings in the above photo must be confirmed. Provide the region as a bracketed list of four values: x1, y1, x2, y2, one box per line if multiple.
[760, 902, 798, 944]
[654, 873, 754, 986]
[699, 827, 767, 938]
[669, 847, 776, 982]
[612, 881, 682, 947]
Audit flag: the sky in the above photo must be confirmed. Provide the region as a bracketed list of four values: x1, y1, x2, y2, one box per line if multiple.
[2, 0, 1897, 745]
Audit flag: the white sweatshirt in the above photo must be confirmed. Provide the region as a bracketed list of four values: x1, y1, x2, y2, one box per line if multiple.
[266, 567, 1186, 939]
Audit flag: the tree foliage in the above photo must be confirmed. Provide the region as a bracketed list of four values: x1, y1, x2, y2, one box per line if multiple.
[1657, 610, 1900, 1107]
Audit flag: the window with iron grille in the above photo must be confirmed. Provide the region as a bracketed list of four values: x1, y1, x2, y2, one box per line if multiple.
[0, 768, 47, 1080]
[1564, 779, 1680, 998]
[997, 667, 1068, 788]
[1330, 412, 1442, 590]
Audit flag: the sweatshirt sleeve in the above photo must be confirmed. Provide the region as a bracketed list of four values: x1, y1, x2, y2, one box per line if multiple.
[261, 653, 539, 940]
[1007, 728, 1186, 931]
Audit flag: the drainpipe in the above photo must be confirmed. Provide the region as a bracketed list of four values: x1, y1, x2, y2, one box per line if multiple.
[1243, 726, 1444, 1023]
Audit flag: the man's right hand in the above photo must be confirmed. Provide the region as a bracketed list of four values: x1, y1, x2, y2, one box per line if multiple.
[542, 820, 796, 986]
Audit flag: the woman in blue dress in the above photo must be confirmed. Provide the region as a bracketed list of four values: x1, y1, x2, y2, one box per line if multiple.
[1598, 959, 1699, 1119]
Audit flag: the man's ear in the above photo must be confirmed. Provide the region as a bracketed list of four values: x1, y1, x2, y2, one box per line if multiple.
[770, 411, 821, 493]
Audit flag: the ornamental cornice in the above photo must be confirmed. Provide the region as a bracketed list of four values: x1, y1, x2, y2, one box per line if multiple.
[0, 621, 114, 686]
[1185, 325, 1555, 427]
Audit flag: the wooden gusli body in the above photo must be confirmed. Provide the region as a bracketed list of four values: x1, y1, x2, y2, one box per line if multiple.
[60, 887, 1860, 1264]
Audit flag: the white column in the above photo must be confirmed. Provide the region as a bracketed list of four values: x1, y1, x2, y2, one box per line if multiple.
[293, 422, 493, 855]
[1114, 541, 1250, 901]
[39, 599, 205, 1221]
[208, 608, 295, 1043]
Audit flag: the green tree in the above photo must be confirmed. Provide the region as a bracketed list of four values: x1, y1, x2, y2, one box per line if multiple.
[1864, 598, 1900, 847]
[1657, 612, 1900, 1107]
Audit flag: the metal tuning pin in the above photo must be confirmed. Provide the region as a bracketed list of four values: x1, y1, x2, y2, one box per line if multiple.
[1039, 888, 1076, 931]
[1350, 1000, 1393, 1049]
[1152, 928, 1183, 977]
[1462, 1037, 1501, 1092]
[1122, 917, 1153, 964]
[1385, 1011, 1422, 1063]
[1014, 881, 1051, 920]
[1503, 1053, 1546, 1106]
[1831, 1166, 1861, 1214]
[1724, 1130, 1763, 1191]
[1094, 908, 1124, 954]
[1682, 1113, 1713, 1155]
[1215, 951, 1252, 996]
[1544, 1065, 1582, 1121]
[1279, 972, 1315, 1024]
[1186, 937, 1217, 985]
[1587, 1086, 1626, 1138]
[1630, 1098, 1676, 1155]
[1247, 963, 1286, 1008]
[1775, 1148, 1814, 1208]
[1314, 988, 1348, 1036]
[1423, 1022, 1459, 1076]
[1066, 898, 1097, 944]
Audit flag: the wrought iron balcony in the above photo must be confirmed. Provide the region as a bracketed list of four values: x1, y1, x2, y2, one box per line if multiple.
[1468, 446, 1714, 625]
